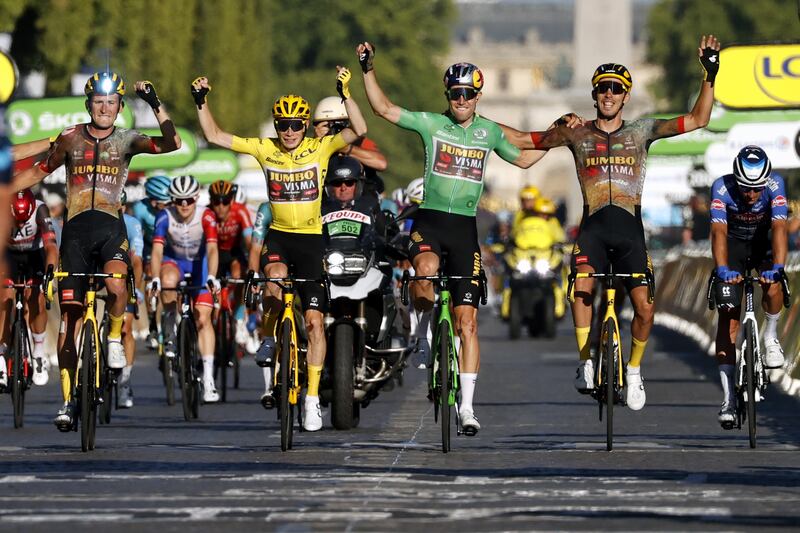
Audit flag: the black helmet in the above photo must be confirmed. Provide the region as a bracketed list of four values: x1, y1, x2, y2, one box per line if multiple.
[326, 155, 364, 199]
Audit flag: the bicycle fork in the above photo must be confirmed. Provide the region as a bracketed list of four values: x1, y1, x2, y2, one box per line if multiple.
[597, 288, 623, 391]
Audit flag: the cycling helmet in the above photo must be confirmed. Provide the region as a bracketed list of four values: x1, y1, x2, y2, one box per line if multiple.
[443, 62, 484, 90]
[496, 210, 513, 225]
[11, 189, 35, 223]
[733, 145, 771, 187]
[272, 94, 310, 120]
[313, 96, 348, 122]
[234, 184, 246, 205]
[169, 175, 200, 200]
[391, 187, 407, 207]
[534, 197, 557, 215]
[591, 63, 632, 91]
[209, 180, 235, 199]
[84, 71, 125, 97]
[145, 175, 172, 202]
[405, 177, 425, 204]
[519, 185, 540, 201]
[326, 155, 364, 198]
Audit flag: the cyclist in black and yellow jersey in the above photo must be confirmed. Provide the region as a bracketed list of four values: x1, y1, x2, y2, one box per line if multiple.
[12, 71, 181, 428]
[500, 35, 720, 410]
[191, 67, 367, 431]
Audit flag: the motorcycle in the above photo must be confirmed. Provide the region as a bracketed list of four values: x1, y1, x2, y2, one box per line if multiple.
[320, 208, 407, 430]
[503, 243, 566, 339]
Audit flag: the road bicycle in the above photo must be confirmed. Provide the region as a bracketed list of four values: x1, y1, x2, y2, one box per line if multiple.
[568, 265, 654, 451]
[45, 269, 135, 451]
[400, 268, 487, 453]
[214, 277, 245, 402]
[707, 268, 790, 448]
[245, 271, 320, 451]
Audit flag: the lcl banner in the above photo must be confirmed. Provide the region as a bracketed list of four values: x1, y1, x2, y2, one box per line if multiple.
[716, 43, 800, 109]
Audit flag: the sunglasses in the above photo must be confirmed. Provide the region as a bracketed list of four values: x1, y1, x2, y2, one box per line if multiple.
[334, 179, 357, 187]
[275, 119, 305, 132]
[446, 87, 479, 101]
[739, 185, 765, 193]
[594, 80, 627, 95]
[211, 196, 232, 206]
[174, 197, 196, 207]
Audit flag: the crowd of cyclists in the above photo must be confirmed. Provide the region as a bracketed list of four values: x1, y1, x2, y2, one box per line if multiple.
[0, 33, 794, 440]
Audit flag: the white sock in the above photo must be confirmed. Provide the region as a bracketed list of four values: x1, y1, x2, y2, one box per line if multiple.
[202, 355, 215, 385]
[32, 332, 46, 356]
[416, 309, 433, 348]
[121, 365, 132, 384]
[763, 312, 780, 341]
[460, 373, 477, 413]
[719, 364, 735, 403]
[0, 355, 6, 377]
[263, 366, 272, 392]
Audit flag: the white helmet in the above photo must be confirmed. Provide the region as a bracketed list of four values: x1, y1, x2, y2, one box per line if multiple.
[313, 96, 348, 122]
[405, 177, 425, 205]
[391, 187, 407, 206]
[234, 184, 247, 204]
[169, 175, 200, 200]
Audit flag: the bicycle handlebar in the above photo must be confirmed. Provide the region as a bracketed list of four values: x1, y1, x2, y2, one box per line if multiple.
[707, 268, 791, 310]
[243, 270, 328, 309]
[567, 270, 655, 304]
[399, 269, 488, 307]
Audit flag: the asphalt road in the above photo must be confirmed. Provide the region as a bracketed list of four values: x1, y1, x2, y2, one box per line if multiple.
[2, 312, 800, 532]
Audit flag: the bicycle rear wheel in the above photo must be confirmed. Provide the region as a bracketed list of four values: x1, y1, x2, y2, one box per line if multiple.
[11, 321, 26, 429]
[439, 327, 451, 453]
[603, 317, 616, 452]
[217, 309, 231, 402]
[744, 324, 757, 449]
[279, 319, 293, 451]
[79, 325, 98, 452]
[178, 320, 193, 422]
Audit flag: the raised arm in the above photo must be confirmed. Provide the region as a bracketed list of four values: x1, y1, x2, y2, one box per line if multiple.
[356, 42, 403, 124]
[680, 35, 720, 132]
[134, 81, 181, 153]
[335, 66, 368, 144]
[191, 77, 235, 149]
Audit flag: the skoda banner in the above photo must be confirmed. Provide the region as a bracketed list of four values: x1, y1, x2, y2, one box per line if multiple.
[129, 127, 197, 171]
[148, 149, 239, 184]
[6, 97, 135, 144]
[716, 43, 800, 109]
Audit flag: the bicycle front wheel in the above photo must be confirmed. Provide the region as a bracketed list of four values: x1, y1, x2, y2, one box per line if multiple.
[439, 328, 451, 454]
[279, 318, 293, 451]
[603, 317, 617, 452]
[217, 309, 231, 402]
[744, 324, 757, 449]
[79, 324, 98, 452]
[178, 320, 193, 421]
[10, 320, 26, 429]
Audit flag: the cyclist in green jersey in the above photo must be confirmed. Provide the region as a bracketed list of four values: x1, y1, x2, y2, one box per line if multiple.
[356, 41, 556, 434]
[500, 35, 721, 410]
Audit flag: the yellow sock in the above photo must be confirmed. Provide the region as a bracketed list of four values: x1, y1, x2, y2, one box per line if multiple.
[60, 368, 75, 402]
[629, 336, 647, 367]
[575, 327, 591, 361]
[262, 308, 279, 338]
[306, 364, 323, 397]
[108, 313, 124, 339]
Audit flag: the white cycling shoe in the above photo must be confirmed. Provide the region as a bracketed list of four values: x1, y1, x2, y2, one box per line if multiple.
[718, 399, 736, 429]
[625, 365, 646, 410]
[203, 382, 220, 403]
[303, 395, 323, 431]
[54, 401, 75, 432]
[119, 383, 134, 408]
[459, 409, 481, 436]
[763, 339, 785, 369]
[106, 338, 127, 369]
[574, 359, 594, 393]
[32, 354, 50, 386]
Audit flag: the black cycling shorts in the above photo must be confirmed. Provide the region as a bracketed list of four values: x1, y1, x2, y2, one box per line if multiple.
[726, 234, 771, 275]
[571, 206, 652, 290]
[59, 211, 131, 304]
[218, 248, 246, 278]
[408, 208, 482, 308]
[4, 249, 46, 283]
[260, 229, 326, 312]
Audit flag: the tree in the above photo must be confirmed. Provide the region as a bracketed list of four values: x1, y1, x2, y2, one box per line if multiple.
[647, 0, 799, 111]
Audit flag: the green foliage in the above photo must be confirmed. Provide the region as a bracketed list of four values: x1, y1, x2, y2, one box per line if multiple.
[646, 0, 800, 110]
[5, 0, 454, 188]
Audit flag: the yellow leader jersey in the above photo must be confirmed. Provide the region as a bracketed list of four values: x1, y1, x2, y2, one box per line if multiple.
[231, 134, 348, 234]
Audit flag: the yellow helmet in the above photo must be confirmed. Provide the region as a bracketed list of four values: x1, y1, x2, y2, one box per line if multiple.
[272, 94, 310, 119]
[519, 185, 540, 201]
[84, 71, 125, 97]
[209, 180, 235, 199]
[591, 63, 632, 91]
[534, 197, 556, 215]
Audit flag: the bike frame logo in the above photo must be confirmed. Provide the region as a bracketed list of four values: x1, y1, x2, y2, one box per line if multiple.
[717, 43, 800, 109]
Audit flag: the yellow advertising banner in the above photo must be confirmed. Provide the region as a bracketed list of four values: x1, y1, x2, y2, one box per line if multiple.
[0, 50, 18, 104]
[716, 43, 800, 109]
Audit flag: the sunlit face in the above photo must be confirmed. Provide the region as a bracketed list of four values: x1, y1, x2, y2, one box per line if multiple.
[446, 85, 481, 124]
[275, 119, 307, 150]
[332, 180, 357, 202]
[593, 79, 630, 120]
[173, 198, 197, 221]
[738, 185, 764, 207]
[88, 94, 122, 130]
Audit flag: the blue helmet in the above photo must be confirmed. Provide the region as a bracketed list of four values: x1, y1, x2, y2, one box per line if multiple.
[733, 145, 771, 187]
[145, 175, 172, 202]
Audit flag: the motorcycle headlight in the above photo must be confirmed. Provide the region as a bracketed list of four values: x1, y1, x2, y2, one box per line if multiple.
[326, 252, 345, 267]
[325, 252, 367, 276]
[516, 258, 532, 274]
[534, 258, 551, 275]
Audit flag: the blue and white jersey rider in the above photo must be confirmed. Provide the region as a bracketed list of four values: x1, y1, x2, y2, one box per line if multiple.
[710, 173, 788, 241]
[131, 175, 172, 260]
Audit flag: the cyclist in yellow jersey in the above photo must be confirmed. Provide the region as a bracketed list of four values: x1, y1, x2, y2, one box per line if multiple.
[191, 67, 367, 431]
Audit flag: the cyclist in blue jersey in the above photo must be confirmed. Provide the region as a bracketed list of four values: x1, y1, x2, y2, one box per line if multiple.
[131, 174, 172, 348]
[120, 189, 144, 408]
[710, 146, 788, 427]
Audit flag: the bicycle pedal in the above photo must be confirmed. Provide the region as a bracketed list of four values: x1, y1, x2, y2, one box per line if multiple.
[720, 420, 735, 431]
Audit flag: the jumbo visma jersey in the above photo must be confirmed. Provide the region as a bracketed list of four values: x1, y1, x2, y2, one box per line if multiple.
[231, 134, 348, 234]
[396, 109, 521, 217]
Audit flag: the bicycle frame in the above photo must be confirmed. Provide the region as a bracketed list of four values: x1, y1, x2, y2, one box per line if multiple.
[432, 288, 458, 406]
